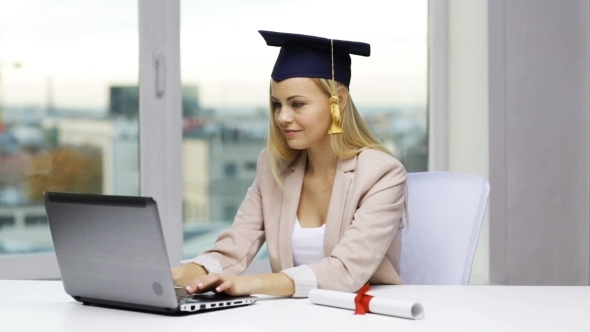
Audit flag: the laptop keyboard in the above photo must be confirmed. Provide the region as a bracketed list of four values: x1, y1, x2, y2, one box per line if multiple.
[175, 287, 224, 303]
[175, 288, 200, 302]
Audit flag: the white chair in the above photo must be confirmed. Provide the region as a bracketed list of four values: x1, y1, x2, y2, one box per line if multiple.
[400, 172, 490, 285]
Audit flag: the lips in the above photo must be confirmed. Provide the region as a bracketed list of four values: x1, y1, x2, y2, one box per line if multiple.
[283, 129, 300, 137]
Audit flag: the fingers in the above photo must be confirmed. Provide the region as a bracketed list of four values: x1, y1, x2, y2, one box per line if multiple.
[214, 279, 235, 294]
[183, 273, 260, 298]
[185, 274, 225, 294]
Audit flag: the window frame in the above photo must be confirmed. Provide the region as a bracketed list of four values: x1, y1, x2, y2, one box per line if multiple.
[428, 0, 449, 171]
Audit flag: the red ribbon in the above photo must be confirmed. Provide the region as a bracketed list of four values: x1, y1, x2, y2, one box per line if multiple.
[354, 283, 373, 315]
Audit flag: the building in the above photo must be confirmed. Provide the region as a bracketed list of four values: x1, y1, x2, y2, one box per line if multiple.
[41, 117, 140, 196]
[183, 118, 266, 223]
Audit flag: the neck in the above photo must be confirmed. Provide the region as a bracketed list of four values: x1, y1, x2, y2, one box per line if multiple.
[305, 138, 338, 176]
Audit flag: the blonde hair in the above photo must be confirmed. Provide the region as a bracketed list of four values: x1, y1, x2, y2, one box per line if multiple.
[267, 78, 393, 186]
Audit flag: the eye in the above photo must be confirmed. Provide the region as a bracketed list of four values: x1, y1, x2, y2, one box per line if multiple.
[292, 101, 304, 108]
[272, 101, 281, 110]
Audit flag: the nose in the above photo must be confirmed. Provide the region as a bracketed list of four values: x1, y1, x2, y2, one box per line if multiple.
[276, 107, 294, 125]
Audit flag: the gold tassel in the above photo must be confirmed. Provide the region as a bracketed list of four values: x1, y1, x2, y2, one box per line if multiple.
[328, 95, 343, 134]
[328, 39, 343, 135]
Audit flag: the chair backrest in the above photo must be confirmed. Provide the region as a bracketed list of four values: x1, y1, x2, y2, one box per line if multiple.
[400, 172, 490, 285]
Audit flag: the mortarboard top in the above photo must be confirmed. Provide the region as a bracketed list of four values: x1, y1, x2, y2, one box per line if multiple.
[259, 30, 370, 88]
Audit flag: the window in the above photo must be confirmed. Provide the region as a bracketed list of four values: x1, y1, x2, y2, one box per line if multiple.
[0, 1, 139, 258]
[1, 0, 429, 277]
[24, 215, 48, 226]
[244, 161, 257, 171]
[180, 0, 428, 260]
[223, 162, 237, 178]
[0, 216, 15, 228]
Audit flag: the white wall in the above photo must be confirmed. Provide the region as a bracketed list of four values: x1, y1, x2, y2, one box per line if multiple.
[489, 0, 590, 285]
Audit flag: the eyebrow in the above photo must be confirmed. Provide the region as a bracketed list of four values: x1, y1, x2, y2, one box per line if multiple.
[270, 95, 306, 101]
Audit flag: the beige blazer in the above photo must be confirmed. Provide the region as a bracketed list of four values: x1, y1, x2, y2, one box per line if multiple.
[195, 148, 406, 295]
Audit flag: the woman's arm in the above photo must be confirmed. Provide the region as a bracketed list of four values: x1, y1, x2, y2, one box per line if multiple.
[185, 272, 295, 297]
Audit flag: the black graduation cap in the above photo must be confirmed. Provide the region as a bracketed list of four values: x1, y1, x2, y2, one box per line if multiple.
[259, 30, 370, 88]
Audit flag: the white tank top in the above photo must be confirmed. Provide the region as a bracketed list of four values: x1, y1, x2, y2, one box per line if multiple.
[292, 216, 326, 266]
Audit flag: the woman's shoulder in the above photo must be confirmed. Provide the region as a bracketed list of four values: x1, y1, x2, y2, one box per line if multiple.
[257, 147, 269, 161]
[356, 148, 406, 171]
[353, 149, 407, 189]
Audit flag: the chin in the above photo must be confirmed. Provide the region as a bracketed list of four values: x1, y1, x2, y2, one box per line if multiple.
[286, 140, 309, 150]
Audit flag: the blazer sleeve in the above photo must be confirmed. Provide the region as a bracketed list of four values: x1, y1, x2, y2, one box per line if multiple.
[289, 156, 406, 295]
[181, 150, 267, 275]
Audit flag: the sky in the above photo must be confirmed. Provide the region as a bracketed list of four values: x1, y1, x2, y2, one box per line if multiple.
[0, 0, 427, 111]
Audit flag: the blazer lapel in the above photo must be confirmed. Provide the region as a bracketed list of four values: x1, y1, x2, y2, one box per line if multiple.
[278, 152, 306, 270]
[323, 155, 356, 256]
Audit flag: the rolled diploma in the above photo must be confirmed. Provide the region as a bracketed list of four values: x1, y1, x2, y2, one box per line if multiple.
[308, 289, 425, 320]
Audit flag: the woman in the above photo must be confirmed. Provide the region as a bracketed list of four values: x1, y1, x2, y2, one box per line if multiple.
[172, 30, 406, 298]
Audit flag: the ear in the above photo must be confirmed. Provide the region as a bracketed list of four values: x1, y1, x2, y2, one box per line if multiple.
[337, 85, 348, 113]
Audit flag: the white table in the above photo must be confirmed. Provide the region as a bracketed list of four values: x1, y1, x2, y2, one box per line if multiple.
[1, 280, 589, 331]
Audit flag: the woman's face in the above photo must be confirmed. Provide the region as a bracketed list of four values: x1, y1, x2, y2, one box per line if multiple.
[271, 77, 331, 150]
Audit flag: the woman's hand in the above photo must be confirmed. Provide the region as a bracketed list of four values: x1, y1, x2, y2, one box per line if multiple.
[184, 273, 295, 297]
[185, 274, 259, 297]
[171, 263, 208, 287]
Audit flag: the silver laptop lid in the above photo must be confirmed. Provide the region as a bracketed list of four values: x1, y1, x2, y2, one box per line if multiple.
[45, 192, 179, 310]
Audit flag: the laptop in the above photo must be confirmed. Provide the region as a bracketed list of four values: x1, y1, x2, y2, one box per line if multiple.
[44, 191, 258, 315]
